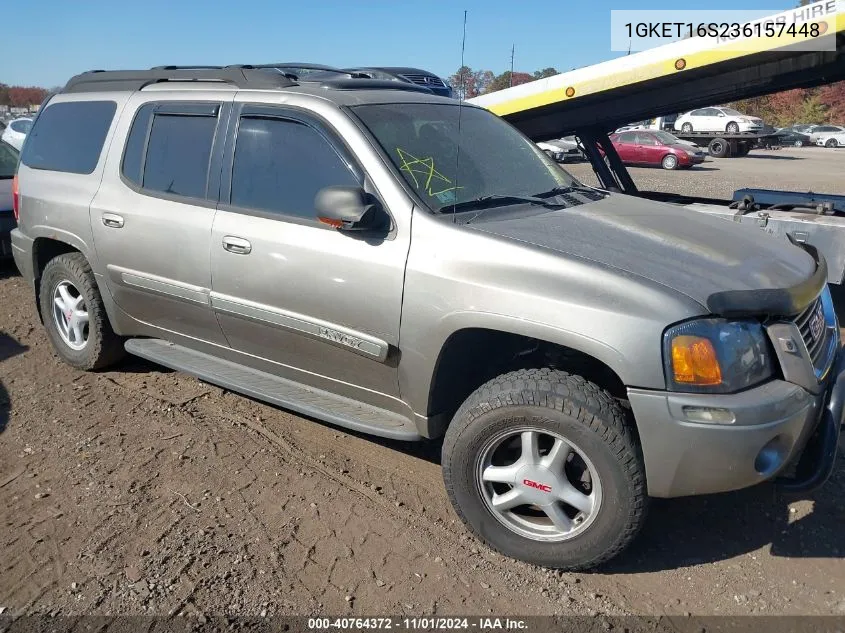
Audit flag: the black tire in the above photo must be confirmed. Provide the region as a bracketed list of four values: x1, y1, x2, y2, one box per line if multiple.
[661, 154, 678, 170]
[726, 121, 740, 134]
[708, 137, 729, 158]
[734, 144, 751, 157]
[40, 252, 125, 371]
[826, 138, 838, 148]
[680, 122, 693, 133]
[442, 368, 647, 570]
[794, 140, 803, 147]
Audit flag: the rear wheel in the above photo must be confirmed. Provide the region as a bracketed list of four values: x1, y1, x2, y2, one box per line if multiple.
[40, 253, 125, 370]
[726, 121, 740, 134]
[826, 138, 838, 148]
[708, 137, 730, 158]
[442, 369, 647, 570]
[661, 154, 678, 170]
[681, 122, 693, 133]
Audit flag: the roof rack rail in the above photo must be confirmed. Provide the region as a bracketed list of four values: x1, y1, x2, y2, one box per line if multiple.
[62, 67, 296, 93]
[316, 78, 434, 94]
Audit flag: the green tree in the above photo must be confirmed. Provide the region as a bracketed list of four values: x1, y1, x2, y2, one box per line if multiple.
[532, 67, 559, 79]
[484, 71, 534, 94]
[800, 94, 828, 124]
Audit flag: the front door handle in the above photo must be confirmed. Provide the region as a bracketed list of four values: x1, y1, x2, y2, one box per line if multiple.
[222, 236, 252, 255]
[102, 213, 124, 228]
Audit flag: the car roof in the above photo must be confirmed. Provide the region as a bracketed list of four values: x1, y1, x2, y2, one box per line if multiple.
[58, 67, 455, 108]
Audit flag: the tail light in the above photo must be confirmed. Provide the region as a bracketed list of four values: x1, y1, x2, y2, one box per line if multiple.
[12, 174, 19, 222]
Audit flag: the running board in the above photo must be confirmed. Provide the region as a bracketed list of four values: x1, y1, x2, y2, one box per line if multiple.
[124, 338, 421, 441]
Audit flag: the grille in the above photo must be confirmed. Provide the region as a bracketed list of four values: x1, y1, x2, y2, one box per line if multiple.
[793, 296, 829, 369]
[402, 73, 446, 88]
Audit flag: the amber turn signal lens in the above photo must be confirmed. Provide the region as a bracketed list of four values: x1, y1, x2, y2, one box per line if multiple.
[317, 216, 343, 229]
[671, 335, 722, 385]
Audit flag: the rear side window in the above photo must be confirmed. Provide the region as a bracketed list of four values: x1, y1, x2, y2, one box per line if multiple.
[230, 116, 359, 219]
[21, 101, 116, 174]
[121, 103, 219, 200]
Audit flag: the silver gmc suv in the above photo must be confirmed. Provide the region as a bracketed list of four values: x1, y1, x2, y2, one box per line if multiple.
[10, 66, 845, 570]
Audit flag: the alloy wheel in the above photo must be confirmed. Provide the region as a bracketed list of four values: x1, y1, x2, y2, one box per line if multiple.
[476, 427, 603, 542]
[52, 280, 89, 350]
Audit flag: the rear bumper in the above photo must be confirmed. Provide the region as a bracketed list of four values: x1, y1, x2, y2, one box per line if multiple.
[10, 228, 34, 280]
[629, 346, 843, 498]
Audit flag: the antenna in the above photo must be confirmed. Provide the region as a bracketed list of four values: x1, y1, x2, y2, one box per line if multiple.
[510, 44, 515, 87]
[451, 9, 468, 222]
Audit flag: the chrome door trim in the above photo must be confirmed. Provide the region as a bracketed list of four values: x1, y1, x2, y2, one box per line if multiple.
[108, 265, 210, 306]
[210, 292, 389, 362]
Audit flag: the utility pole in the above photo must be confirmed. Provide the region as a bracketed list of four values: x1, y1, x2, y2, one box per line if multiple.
[509, 44, 515, 87]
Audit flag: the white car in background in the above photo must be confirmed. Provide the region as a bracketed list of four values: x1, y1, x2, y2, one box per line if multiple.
[808, 125, 845, 144]
[536, 137, 583, 162]
[1, 117, 33, 151]
[815, 130, 845, 147]
[673, 107, 763, 134]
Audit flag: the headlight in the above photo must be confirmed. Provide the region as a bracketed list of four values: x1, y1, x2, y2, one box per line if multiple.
[663, 319, 775, 393]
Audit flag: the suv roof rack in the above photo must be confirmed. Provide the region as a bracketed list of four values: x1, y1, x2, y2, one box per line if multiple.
[62, 66, 297, 93]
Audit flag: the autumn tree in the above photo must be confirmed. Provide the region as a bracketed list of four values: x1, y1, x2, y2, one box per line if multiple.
[818, 81, 845, 122]
[447, 66, 494, 100]
[484, 71, 534, 93]
[2, 86, 48, 107]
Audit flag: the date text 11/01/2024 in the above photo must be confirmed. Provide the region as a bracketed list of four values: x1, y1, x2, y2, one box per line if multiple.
[307, 617, 528, 630]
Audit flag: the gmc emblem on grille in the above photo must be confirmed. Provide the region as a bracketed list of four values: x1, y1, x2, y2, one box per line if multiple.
[809, 305, 825, 342]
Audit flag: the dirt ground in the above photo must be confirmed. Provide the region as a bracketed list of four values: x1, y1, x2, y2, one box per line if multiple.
[1, 261, 845, 619]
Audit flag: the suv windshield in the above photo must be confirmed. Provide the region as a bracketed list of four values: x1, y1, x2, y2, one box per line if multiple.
[351, 103, 576, 212]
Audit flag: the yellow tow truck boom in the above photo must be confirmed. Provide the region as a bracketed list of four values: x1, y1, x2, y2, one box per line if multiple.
[468, 1, 845, 141]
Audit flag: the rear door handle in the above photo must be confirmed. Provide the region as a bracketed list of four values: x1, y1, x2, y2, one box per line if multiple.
[102, 213, 124, 228]
[222, 236, 252, 255]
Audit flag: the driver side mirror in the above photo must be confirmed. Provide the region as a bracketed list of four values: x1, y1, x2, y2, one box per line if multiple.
[315, 186, 380, 231]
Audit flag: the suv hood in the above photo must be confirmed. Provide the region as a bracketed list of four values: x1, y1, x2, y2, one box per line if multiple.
[470, 194, 817, 314]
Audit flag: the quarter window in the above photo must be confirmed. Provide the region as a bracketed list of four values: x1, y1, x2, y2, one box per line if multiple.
[230, 116, 359, 219]
[21, 101, 116, 174]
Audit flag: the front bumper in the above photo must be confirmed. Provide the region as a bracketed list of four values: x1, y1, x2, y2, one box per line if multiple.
[628, 346, 844, 498]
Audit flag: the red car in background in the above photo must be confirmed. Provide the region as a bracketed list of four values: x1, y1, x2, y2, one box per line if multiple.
[609, 130, 706, 170]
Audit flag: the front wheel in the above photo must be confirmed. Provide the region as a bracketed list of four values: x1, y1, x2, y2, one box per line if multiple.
[661, 154, 678, 170]
[442, 369, 647, 570]
[726, 121, 740, 134]
[794, 140, 804, 147]
[40, 252, 125, 370]
[826, 138, 839, 148]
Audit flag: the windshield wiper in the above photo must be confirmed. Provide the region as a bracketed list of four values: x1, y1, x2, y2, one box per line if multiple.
[441, 194, 552, 215]
[532, 184, 606, 198]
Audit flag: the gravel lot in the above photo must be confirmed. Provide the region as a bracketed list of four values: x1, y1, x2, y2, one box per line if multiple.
[2, 147, 845, 620]
[566, 145, 845, 199]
